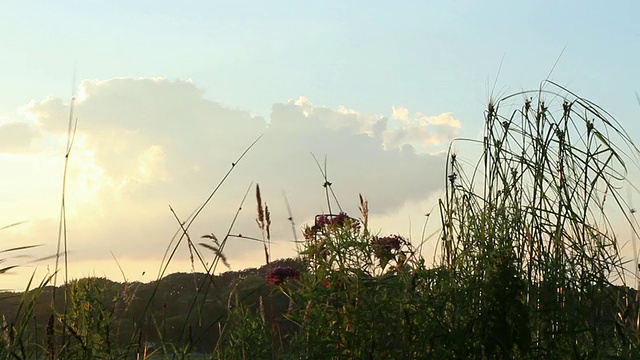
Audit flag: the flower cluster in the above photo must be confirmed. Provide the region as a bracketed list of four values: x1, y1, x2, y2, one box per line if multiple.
[315, 212, 352, 228]
[304, 212, 361, 240]
[371, 234, 404, 261]
[266, 266, 301, 286]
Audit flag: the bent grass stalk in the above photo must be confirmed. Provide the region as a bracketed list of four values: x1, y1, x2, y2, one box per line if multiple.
[131, 136, 263, 357]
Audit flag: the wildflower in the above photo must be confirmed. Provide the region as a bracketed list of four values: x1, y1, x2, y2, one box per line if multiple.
[266, 266, 300, 285]
[371, 234, 404, 264]
[313, 212, 361, 232]
[303, 225, 316, 240]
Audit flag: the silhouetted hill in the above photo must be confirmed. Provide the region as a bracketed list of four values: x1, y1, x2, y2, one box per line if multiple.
[0, 258, 303, 352]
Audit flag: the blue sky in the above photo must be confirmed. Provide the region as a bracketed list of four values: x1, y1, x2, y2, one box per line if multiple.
[3, 2, 639, 123]
[1, 1, 639, 290]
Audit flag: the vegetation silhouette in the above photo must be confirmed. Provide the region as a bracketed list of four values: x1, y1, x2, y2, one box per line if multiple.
[2, 81, 640, 358]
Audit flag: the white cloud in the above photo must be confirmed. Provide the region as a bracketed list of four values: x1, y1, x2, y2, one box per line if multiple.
[0, 121, 39, 153]
[392, 106, 410, 123]
[419, 112, 462, 128]
[387, 106, 463, 151]
[1, 77, 460, 290]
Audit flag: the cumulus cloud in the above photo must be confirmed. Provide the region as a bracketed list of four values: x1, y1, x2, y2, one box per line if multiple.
[0, 121, 39, 153]
[387, 106, 461, 150]
[2, 78, 462, 289]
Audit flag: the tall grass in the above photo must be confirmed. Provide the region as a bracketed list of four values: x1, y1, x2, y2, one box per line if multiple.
[437, 80, 640, 357]
[2, 81, 640, 359]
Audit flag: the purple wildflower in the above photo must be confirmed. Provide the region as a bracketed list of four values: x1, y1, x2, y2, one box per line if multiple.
[313, 212, 361, 232]
[371, 234, 404, 260]
[266, 266, 300, 286]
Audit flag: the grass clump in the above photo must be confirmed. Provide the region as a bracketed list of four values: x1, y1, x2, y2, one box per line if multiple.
[437, 81, 639, 357]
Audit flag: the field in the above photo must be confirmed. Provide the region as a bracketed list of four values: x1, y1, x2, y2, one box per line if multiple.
[2, 81, 640, 359]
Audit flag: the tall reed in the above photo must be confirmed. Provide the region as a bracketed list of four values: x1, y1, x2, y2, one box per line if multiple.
[438, 81, 640, 357]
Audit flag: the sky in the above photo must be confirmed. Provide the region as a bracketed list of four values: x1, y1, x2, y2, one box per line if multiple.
[1, 1, 640, 291]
